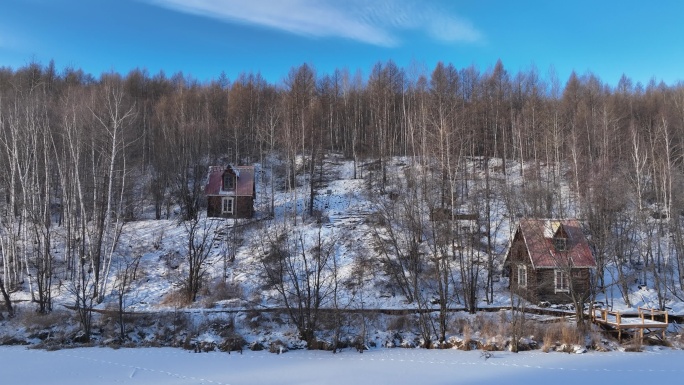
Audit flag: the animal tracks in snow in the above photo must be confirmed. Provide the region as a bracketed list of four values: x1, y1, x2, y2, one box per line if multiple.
[54, 350, 230, 385]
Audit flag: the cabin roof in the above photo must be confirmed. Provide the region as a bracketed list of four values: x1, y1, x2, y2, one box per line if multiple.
[205, 165, 255, 197]
[518, 218, 596, 269]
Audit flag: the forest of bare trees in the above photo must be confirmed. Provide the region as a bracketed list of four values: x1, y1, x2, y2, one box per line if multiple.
[2, 58, 684, 329]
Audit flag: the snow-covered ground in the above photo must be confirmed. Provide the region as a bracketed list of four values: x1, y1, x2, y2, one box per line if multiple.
[2, 155, 684, 354]
[3, 346, 683, 385]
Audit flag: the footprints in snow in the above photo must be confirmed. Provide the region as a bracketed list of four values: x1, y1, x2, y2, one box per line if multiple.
[57, 352, 228, 385]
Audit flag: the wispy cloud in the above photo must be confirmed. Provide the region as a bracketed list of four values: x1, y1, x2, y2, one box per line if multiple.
[145, 0, 483, 47]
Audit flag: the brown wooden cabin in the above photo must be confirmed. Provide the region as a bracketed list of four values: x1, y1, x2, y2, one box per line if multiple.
[504, 219, 595, 304]
[205, 165, 255, 219]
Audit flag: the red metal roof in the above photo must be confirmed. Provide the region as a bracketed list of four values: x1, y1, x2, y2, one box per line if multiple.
[518, 219, 596, 269]
[205, 165, 255, 197]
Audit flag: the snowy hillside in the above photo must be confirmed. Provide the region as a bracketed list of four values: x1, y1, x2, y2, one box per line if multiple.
[1, 154, 683, 352]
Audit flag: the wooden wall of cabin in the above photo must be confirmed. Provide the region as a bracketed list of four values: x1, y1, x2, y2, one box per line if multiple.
[535, 268, 592, 304]
[508, 233, 537, 303]
[206, 196, 254, 219]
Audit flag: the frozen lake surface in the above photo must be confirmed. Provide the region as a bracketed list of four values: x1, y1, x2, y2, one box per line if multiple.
[3, 346, 683, 384]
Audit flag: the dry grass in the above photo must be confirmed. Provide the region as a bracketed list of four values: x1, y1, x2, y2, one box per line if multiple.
[561, 322, 581, 345]
[159, 289, 192, 308]
[623, 338, 643, 352]
[541, 327, 556, 352]
[667, 334, 683, 349]
[475, 313, 499, 340]
[450, 316, 469, 334]
[461, 324, 472, 351]
[14, 309, 69, 329]
[541, 321, 582, 352]
[200, 280, 243, 307]
[497, 312, 511, 336]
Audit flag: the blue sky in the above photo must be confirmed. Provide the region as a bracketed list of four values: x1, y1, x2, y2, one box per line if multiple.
[1, 0, 682, 87]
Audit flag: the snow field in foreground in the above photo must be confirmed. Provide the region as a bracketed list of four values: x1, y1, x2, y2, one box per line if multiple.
[2, 346, 683, 385]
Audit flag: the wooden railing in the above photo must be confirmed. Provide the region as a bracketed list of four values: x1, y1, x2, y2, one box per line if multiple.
[592, 306, 669, 341]
[593, 308, 621, 325]
[593, 307, 668, 325]
[638, 306, 668, 324]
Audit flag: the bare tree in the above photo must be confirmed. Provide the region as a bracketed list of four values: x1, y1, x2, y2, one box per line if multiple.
[508, 288, 527, 352]
[89, 76, 136, 301]
[369, 168, 438, 346]
[72, 254, 96, 342]
[260, 220, 339, 347]
[0, 274, 13, 318]
[111, 252, 142, 342]
[183, 218, 218, 302]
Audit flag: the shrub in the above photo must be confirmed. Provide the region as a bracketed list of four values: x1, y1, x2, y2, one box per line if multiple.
[387, 314, 409, 332]
[476, 313, 498, 340]
[219, 333, 247, 353]
[450, 315, 469, 335]
[269, 340, 288, 354]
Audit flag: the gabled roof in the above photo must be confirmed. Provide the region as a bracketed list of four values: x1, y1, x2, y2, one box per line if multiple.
[517, 218, 596, 269]
[205, 165, 255, 197]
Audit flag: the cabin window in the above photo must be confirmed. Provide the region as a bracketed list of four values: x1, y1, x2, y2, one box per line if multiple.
[553, 237, 567, 251]
[517, 265, 527, 288]
[221, 197, 234, 214]
[223, 174, 235, 191]
[555, 270, 569, 293]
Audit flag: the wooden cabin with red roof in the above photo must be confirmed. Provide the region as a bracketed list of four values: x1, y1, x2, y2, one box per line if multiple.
[505, 219, 596, 304]
[205, 165, 255, 219]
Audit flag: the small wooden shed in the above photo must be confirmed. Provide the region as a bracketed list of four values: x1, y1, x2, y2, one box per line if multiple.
[205, 165, 255, 219]
[504, 219, 595, 304]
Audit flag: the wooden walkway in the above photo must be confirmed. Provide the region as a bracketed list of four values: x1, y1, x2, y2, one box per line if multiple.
[592, 307, 669, 342]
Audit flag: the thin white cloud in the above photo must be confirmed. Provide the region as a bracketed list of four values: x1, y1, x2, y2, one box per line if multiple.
[427, 15, 482, 43]
[354, 1, 482, 43]
[145, 0, 482, 46]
